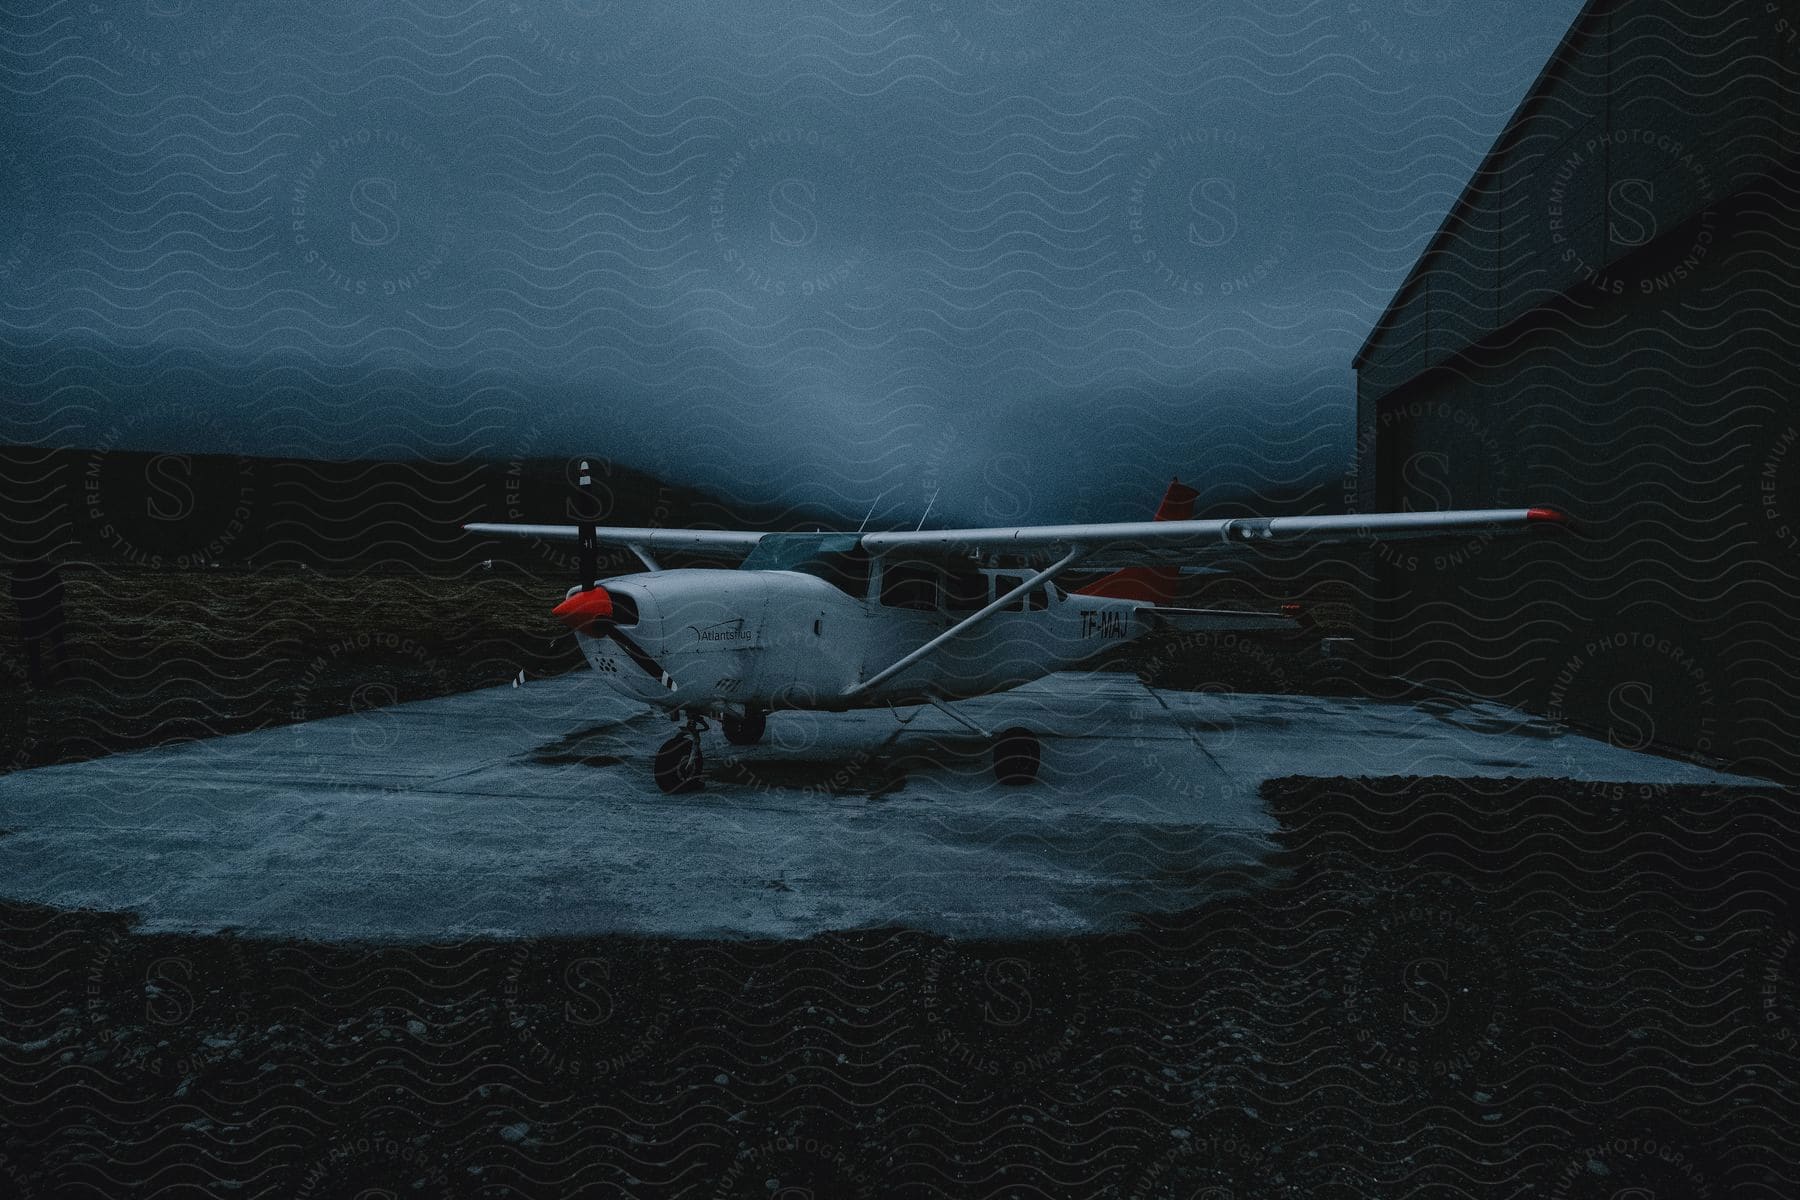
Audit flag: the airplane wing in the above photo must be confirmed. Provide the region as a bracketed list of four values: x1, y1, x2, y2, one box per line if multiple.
[838, 506, 1568, 698]
[859, 507, 1570, 563]
[461, 524, 767, 557]
[465, 507, 1569, 565]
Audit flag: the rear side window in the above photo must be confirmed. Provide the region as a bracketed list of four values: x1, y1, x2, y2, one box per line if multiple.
[993, 575, 1026, 612]
[991, 575, 1047, 612]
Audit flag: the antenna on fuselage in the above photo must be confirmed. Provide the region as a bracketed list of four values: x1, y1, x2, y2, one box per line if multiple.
[915, 486, 939, 531]
[576, 459, 598, 591]
[856, 486, 894, 534]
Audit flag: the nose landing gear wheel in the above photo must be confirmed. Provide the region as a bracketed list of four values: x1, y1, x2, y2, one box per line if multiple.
[993, 727, 1040, 785]
[653, 733, 705, 794]
[721, 709, 767, 746]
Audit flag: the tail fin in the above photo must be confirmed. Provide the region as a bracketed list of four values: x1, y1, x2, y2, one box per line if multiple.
[1072, 477, 1198, 606]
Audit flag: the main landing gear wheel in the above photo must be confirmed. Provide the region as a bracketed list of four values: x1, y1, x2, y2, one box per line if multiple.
[721, 709, 767, 746]
[993, 727, 1040, 785]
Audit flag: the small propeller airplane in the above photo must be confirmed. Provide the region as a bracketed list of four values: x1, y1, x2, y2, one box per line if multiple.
[466, 466, 1569, 793]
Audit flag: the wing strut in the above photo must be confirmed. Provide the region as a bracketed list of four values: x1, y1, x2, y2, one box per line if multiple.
[842, 545, 1086, 699]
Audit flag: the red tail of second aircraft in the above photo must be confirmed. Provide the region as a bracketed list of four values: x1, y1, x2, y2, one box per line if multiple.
[1071, 477, 1198, 606]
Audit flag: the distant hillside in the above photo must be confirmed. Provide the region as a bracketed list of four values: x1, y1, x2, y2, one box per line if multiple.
[0, 446, 809, 573]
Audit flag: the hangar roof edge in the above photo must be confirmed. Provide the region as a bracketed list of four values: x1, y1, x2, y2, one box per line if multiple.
[1350, 0, 1604, 373]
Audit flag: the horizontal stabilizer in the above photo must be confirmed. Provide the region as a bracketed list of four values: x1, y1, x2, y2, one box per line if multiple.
[1147, 606, 1300, 635]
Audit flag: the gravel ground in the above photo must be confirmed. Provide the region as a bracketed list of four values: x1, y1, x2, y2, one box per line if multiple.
[2, 565, 581, 769]
[2, 774, 1795, 1197]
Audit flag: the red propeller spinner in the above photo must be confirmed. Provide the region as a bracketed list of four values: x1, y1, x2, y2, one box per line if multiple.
[552, 586, 613, 632]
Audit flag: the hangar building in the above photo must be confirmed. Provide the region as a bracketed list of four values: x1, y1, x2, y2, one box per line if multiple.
[1351, 0, 1800, 781]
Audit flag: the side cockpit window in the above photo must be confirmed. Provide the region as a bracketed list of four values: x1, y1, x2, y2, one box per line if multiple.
[879, 557, 986, 613]
[880, 559, 940, 611]
[803, 547, 871, 597]
[944, 562, 986, 613]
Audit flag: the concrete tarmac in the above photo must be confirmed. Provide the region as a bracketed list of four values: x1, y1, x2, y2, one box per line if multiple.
[0, 671, 1759, 941]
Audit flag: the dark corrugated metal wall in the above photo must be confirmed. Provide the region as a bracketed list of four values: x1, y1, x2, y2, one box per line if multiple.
[1355, 0, 1800, 781]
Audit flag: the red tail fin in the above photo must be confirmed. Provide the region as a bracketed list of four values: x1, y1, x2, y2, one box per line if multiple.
[1072, 477, 1197, 606]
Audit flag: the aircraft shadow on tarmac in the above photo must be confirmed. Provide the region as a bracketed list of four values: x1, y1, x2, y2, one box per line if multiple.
[530, 715, 1013, 800]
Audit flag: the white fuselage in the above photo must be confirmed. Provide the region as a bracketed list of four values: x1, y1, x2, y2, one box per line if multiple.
[573, 567, 1148, 714]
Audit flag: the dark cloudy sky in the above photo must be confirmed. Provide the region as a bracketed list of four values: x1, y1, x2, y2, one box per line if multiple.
[0, 0, 1582, 524]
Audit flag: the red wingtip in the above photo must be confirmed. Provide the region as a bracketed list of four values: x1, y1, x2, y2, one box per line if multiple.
[552, 586, 613, 631]
[1525, 507, 1568, 525]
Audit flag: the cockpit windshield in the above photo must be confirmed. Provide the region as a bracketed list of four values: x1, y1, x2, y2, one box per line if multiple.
[739, 534, 871, 597]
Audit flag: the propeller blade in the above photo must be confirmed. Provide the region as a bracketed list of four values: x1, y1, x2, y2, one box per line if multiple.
[602, 626, 678, 693]
[576, 459, 598, 590]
